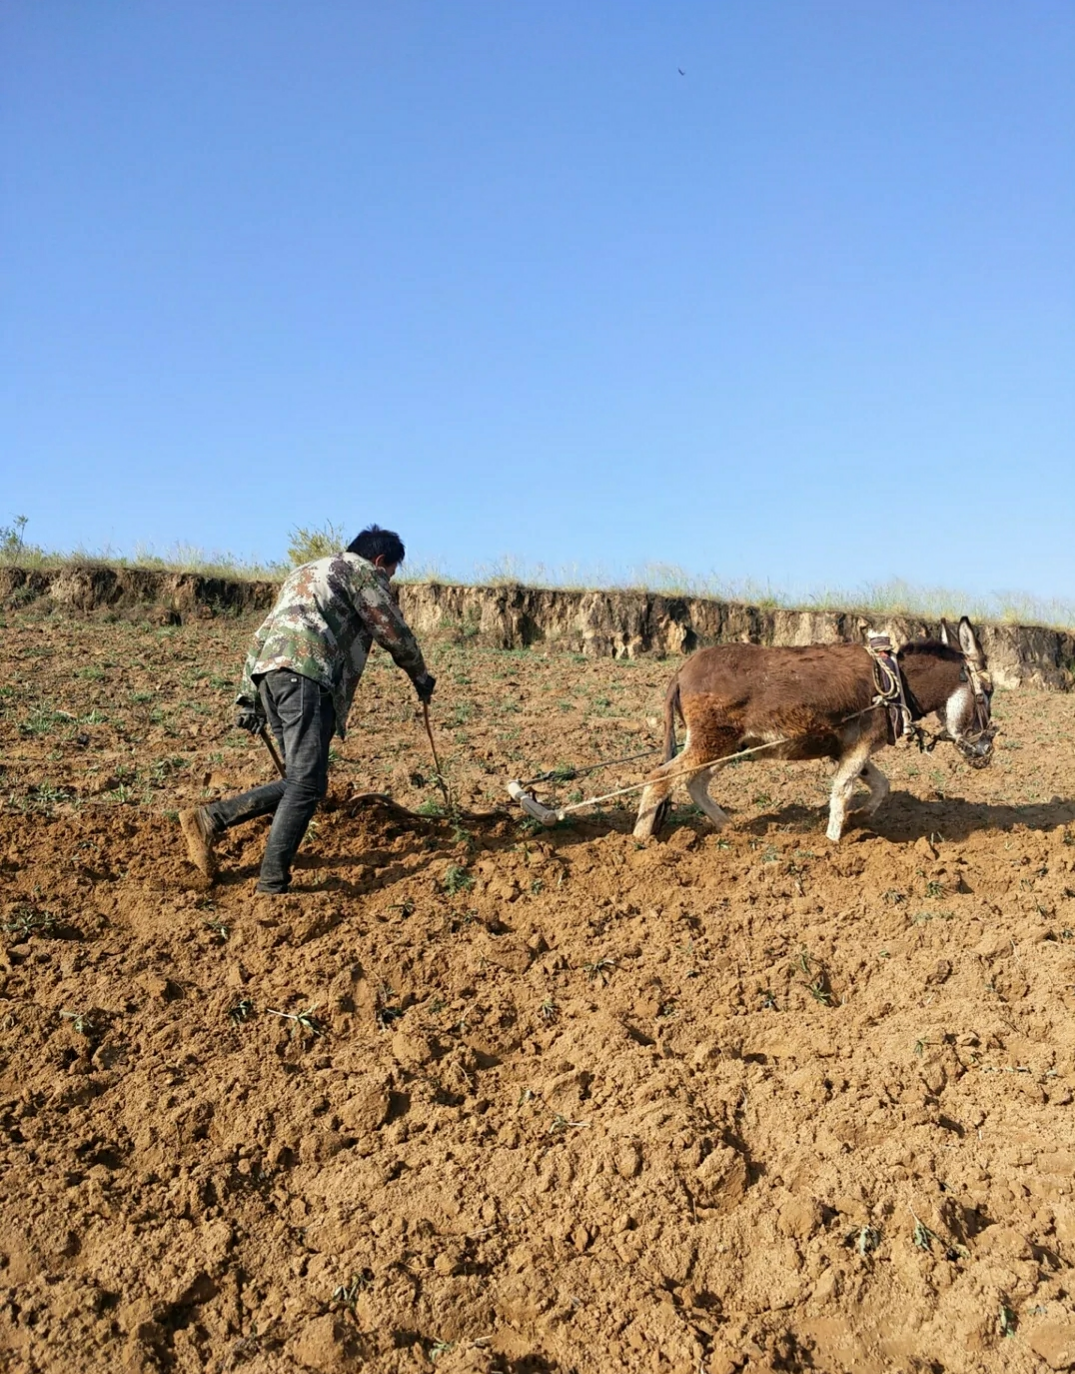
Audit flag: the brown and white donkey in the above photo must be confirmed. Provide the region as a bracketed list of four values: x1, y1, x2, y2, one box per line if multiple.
[634, 617, 995, 844]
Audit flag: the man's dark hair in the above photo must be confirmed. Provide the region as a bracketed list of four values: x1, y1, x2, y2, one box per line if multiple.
[347, 524, 406, 566]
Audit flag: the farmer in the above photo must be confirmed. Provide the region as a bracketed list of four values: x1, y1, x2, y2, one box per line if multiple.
[179, 524, 435, 893]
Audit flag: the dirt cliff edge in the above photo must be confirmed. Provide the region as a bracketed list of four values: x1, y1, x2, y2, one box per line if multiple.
[2, 565, 1071, 689]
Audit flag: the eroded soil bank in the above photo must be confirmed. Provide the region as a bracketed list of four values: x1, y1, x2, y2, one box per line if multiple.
[3, 564, 1072, 687]
[1, 606, 1075, 1373]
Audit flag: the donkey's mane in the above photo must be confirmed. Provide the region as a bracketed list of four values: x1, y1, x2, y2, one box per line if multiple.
[897, 640, 963, 663]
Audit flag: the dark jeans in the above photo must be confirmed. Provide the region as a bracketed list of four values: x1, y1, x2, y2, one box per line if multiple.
[205, 670, 335, 893]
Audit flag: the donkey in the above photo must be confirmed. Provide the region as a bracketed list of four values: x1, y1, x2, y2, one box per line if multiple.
[634, 617, 995, 844]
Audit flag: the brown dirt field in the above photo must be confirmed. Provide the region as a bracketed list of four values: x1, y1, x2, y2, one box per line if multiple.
[2, 605, 1075, 1374]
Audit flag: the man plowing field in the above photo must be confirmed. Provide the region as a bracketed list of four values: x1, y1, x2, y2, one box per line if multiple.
[179, 524, 435, 893]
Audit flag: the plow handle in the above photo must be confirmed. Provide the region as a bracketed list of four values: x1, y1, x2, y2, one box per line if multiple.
[256, 723, 286, 779]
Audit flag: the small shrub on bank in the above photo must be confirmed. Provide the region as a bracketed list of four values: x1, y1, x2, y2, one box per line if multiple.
[1, 516, 43, 566]
[287, 521, 346, 566]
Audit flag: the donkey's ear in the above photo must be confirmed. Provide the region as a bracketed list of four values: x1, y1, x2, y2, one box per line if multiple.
[958, 616, 982, 660]
[939, 619, 952, 647]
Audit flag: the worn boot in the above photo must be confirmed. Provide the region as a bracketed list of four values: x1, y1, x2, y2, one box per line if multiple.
[179, 807, 219, 880]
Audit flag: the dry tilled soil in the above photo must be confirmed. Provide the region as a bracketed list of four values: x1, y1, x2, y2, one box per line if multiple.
[1, 606, 1075, 1374]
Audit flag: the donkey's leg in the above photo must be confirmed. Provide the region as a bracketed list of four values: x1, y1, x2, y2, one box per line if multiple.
[634, 756, 679, 839]
[635, 725, 721, 839]
[826, 739, 875, 842]
[853, 759, 889, 817]
[686, 764, 730, 830]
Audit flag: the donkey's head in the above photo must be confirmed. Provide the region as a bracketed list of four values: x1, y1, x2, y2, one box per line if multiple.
[937, 617, 995, 768]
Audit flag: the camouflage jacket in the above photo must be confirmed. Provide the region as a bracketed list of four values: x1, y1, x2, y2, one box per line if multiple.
[238, 553, 427, 739]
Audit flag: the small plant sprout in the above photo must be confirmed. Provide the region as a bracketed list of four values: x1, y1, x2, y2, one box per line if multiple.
[429, 1340, 455, 1362]
[266, 1005, 323, 1037]
[909, 1209, 966, 1260]
[582, 956, 617, 984]
[449, 820, 476, 850]
[228, 998, 254, 1026]
[998, 1304, 1017, 1338]
[60, 1009, 95, 1036]
[205, 919, 229, 942]
[540, 997, 559, 1022]
[331, 1270, 371, 1309]
[375, 985, 404, 1030]
[794, 946, 834, 1005]
[2, 904, 58, 939]
[548, 1113, 588, 1134]
[846, 1225, 881, 1256]
[441, 864, 474, 896]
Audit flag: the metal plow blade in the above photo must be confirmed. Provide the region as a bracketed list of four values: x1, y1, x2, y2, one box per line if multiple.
[506, 781, 564, 826]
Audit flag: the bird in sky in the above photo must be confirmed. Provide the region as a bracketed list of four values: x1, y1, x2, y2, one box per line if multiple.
[678, 68, 685, 75]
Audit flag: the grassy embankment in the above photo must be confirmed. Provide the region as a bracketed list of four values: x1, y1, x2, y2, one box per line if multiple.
[3, 515, 1073, 629]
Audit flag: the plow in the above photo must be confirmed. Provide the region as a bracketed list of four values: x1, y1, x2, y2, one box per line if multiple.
[251, 703, 667, 828]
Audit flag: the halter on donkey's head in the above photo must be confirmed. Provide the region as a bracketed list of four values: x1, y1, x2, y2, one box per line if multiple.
[938, 617, 996, 767]
[864, 618, 996, 767]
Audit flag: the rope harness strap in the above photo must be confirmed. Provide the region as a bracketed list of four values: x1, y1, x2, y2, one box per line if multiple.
[865, 634, 916, 745]
[963, 658, 995, 737]
[519, 746, 662, 788]
[953, 655, 997, 767]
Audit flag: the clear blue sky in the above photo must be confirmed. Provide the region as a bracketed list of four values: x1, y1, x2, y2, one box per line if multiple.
[3, 3, 1073, 600]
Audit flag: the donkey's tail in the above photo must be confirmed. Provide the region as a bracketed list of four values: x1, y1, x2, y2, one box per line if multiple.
[651, 676, 681, 837]
[663, 677, 682, 763]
